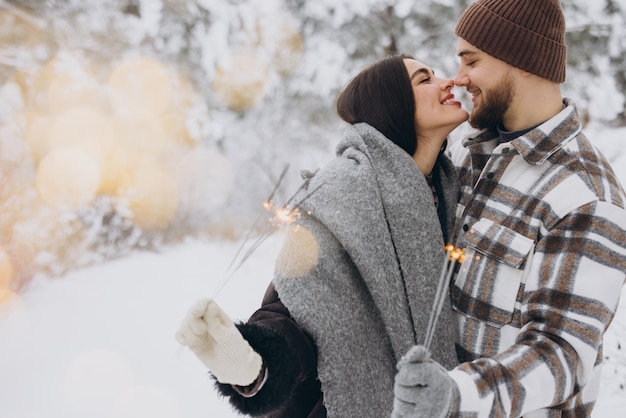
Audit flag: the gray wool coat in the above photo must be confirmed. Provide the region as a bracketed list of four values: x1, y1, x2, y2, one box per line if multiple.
[272, 123, 459, 417]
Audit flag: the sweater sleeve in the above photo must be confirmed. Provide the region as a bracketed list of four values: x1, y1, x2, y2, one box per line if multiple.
[214, 282, 321, 416]
[449, 201, 626, 417]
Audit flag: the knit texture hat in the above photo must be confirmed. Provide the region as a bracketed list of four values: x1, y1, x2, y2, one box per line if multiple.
[455, 0, 567, 83]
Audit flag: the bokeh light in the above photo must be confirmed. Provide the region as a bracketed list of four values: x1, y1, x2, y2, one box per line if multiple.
[274, 225, 319, 278]
[7, 47, 203, 239]
[108, 55, 173, 115]
[169, 69, 197, 110]
[48, 107, 112, 166]
[162, 112, 195, 147]
[35, 146, 101, 209]
[0, 287, 12, 302]
[7, 188, 86, 278]
[269, 21, 304, 77]
[212, 53, 268, 111]
[0, 2, 291, 291]
[23, 113, 53, 162]
[0, 246, 15, 291]
[29, 52, 96, 111]
[0, 8, 45, 47]
[0, 239, 37, 294]
[0, 9, 50, 101]
[97, 136, 138, 196]
[64, 349, 134, 414]
[119, 161, 179, 230]
[111, 106, 168, 154]
[45, 69, 101, 112]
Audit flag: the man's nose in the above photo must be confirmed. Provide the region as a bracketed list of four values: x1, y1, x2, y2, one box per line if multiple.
[454, 69, 468, 86]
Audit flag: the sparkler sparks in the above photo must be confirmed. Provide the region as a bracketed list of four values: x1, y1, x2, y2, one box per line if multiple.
[269, 205, 301, 227]
[210, 166, 323, 299]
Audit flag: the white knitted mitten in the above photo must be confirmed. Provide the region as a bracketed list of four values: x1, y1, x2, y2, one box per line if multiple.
[175, 298, 263, 386]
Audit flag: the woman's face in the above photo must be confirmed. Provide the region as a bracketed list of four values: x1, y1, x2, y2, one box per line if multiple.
[403, 59, 469, 143]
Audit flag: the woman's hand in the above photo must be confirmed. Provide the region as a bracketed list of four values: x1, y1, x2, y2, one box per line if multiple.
[175, 298, 263, 386]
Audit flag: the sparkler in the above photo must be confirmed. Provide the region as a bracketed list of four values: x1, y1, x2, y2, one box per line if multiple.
[423, 244, 465, 351]
[210, 166, 323, 299]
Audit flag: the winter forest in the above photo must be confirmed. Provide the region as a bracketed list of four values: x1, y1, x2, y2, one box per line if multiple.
[1, 0, 626, 416]
[1, 0, 625, 289]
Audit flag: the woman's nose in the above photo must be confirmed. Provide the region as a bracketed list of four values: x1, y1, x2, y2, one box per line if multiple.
[441, 78, 454, 90]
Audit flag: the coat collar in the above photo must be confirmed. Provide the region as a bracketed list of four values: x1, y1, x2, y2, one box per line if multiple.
[462, 98, 583, 165]
[337, 123, 458, 364]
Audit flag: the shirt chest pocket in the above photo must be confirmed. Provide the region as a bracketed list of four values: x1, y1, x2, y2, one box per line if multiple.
[451, 218, 535, 328]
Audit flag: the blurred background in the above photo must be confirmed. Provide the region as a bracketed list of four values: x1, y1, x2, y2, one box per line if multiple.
[0, 0, 625, 293]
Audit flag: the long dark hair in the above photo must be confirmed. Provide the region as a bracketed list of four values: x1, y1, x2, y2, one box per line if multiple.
[336, 54, 417, 156]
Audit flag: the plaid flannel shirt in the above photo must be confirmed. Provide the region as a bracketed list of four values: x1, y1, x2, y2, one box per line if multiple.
[447, 99, 626, 417]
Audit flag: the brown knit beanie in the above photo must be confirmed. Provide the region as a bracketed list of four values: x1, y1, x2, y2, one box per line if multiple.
[455, 0, 567, 83]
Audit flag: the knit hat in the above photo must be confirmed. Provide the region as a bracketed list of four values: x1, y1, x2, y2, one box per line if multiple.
[455, 0, 567, 83]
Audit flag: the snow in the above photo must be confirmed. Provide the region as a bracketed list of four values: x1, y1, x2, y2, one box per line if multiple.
[2, 123, 626, 417]
[0, 235, 280, 418]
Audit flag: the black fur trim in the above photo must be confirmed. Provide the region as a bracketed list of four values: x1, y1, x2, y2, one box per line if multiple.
[214, 322, 300, 416]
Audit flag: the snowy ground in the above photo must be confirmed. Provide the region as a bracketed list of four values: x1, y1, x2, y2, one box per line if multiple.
[0, 236, 280, 418]
[1, 235, 625, 418]
[1, 124, 626, 418]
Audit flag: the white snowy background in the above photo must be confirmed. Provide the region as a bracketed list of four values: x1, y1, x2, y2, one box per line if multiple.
[1, 0, 625, 417]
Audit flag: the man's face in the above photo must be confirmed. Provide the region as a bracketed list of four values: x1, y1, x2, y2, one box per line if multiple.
[454, 38, 515, 130]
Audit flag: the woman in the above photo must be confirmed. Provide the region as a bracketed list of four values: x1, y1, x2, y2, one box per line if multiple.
[176, 54, 469, 417]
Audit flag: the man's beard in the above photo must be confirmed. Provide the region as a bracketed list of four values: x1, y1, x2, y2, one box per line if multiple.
[469, 73, 514, 130]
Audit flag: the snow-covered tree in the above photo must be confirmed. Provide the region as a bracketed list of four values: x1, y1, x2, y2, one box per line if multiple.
[1, 0, 626, 288]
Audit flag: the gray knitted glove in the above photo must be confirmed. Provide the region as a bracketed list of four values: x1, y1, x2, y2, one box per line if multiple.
[391, 345, 453, 418]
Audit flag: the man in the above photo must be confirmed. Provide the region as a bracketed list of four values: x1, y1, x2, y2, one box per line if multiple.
[392, 0, 626, 417]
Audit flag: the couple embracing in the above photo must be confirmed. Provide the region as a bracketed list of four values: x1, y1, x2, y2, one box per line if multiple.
[177, 1, 626, 417]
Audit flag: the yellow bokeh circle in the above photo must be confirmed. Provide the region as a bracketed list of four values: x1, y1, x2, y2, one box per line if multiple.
[274, 226, 319, 278]
[108, 55, 173, 115]
[23, 114, 53, 163]
[48, 107, 112, 165]
[0, 247, 14, 290]
[97, 137, 138, 195]
[119, 162, 179, 230]
[212, 53, 268, 111]
[46, 70, 101, 112]
[36, 146, 101, 209]
[269, 21, 304, 77]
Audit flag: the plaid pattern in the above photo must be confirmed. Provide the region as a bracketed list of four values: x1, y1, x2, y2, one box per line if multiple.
[447, 99, 626, 417]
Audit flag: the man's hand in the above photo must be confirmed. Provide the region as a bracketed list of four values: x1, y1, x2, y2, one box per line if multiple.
[392, 345, 453, 418]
